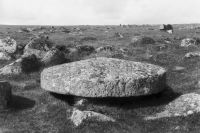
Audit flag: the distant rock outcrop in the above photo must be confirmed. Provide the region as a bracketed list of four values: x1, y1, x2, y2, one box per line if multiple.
[41, 57, 166, 97]
[160, 24, 173, 34]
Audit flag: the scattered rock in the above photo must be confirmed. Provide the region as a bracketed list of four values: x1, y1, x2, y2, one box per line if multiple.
[74, 99, 88, 108]
[41, 57, 166, 97]
[0, 81, 12, 109]
[0, 37, 17, 54]
[0, 54, 41, 75]
[185, 51, 200, 58]
[41, 48, 66, 67]
[131, 36, 155, 46]
[145, 93, 200, 120]
[95, 45, 115, 53]
[70, 108, 116, 126]
[181, 38, 196, 47]
[23, 36, 53, 59]
[0, 52, 11, 60]
[0, 58, 22, 75]
[131, 36, 142, 44]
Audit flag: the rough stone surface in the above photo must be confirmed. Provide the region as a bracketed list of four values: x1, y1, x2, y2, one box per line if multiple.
[145, 93, 200, 120]
[0, 58, 22, 75]
[0, 52, 11, 60]
[70, 108, 116, 126]
[0, 37, 17, 54]
[0, 81, 12, 109]
[181, 38, 196, 47]
[41, 57, 166, 97]
[185, 51, 200, 58]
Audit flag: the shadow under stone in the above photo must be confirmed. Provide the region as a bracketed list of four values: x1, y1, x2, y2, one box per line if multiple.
[9, 95, 36, 111]
[50, 85, 181, 109]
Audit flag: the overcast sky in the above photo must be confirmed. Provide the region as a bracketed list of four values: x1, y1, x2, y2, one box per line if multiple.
[0, 0, 200, 25]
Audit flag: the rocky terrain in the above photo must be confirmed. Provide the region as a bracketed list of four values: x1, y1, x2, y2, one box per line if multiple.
[0, 24, 200, 133]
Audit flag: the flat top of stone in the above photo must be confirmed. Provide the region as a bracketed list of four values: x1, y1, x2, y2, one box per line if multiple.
[41, 57, 166, 97]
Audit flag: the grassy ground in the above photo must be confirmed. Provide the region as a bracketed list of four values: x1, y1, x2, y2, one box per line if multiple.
[0, 24, 200, 133]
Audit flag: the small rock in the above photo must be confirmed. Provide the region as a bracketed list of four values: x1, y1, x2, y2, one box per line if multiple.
[0, 81, 12, 109]
[175, 126, 180, 130]
[145, 93, 200, 120]
[185, 51, 200, 58]
[131, 36, 155, 45]
[95, 45, 114, 53]
[70, 109, 116, 126]
[187, 110, 193, 115]
[181, 38, 196, 47]
[0, 58, 22, 75]
[74, 99, 88, 107]
[131, 36, 141, 44]
[0, 37, 17, 54]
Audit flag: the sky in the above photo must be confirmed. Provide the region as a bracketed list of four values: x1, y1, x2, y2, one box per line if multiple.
[0, 0, 200, 25]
